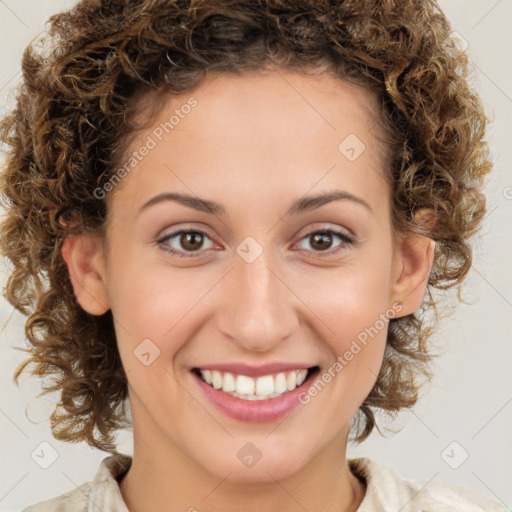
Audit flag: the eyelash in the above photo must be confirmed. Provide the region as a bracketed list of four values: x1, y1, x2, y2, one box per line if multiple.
[156, 227, 354, 259]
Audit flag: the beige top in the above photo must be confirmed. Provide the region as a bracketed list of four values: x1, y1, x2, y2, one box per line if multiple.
[22, 453, 508, 511]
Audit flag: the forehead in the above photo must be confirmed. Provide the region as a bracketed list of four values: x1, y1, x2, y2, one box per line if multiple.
[108, 69, 390, 219]
[134, 68, 385, 148]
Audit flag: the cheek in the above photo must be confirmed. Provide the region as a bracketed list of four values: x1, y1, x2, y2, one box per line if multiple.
[294, 255, 394, 376]
[299, 258, 393, 336]
[106, 256, 210, 370]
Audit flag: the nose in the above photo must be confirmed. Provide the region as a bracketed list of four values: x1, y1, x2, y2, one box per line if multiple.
[216, 246, 298, 353]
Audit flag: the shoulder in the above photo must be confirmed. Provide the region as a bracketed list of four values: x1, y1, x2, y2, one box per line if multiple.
[22, 482, 92, 512]
[349, 457, 508, 512]
[22, 453, 132, 512]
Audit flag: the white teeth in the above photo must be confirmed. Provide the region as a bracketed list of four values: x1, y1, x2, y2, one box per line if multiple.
[236, 375, 255, 395]
[222, 372, 236, 392]
[202, 369, 212, 385]
[286, 371, 297, 391]
[255, 375, 274, 396]
[197, 368, 312, 400]
[297, 369, 308, 386]
[275, 372, 288, 393]
[211, 370, 223, 389]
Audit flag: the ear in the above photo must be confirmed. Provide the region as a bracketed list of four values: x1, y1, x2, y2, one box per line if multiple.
[389, 209, 436, 316]
[61, 234, 110, 315]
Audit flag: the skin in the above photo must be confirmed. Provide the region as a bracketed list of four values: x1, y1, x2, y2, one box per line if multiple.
[62, 68, 435, 512]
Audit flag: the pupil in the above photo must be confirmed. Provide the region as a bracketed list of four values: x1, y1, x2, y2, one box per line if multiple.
[182, 232, 202, 251]
[312, 232, 331, 250]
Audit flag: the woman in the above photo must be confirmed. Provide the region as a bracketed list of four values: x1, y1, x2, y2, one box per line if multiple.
[0, 0, 505, 510]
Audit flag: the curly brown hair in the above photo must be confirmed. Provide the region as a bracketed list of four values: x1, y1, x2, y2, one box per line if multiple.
[0, 0, 492, 452]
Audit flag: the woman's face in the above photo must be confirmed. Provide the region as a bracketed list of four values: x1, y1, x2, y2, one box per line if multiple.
[65, 69, 432, 483]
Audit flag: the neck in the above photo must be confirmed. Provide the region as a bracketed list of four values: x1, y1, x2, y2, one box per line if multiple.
[119, 416, 366, 512]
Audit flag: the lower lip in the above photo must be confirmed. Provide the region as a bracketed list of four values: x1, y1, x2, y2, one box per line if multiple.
[191, 369, 319, 423]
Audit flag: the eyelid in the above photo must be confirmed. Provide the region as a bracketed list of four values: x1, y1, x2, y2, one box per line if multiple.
[294, 222, 353, 241]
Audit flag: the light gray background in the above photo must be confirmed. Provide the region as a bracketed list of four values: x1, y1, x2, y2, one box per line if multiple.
[1, 1, 511, 511]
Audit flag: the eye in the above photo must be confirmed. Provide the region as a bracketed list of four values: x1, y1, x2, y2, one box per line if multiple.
[295, 229, 354, 255]
[156, 226, 354, 259]
[157, 228, 216, 258]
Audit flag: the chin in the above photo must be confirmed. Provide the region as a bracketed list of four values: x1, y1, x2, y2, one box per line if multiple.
[197, 441, 310, 484]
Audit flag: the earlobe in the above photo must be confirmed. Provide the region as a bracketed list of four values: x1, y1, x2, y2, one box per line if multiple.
[390, 229, 436, 317]
[60, 234, 110, 315]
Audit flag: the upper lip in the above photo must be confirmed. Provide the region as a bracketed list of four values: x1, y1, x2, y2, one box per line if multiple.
[192, 362, 317, 377]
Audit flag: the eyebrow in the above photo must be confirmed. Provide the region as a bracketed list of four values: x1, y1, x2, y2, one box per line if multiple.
[138, 189, 373, 217]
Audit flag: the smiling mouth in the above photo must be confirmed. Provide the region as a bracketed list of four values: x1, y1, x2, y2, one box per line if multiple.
[191, 366, 320, 401]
